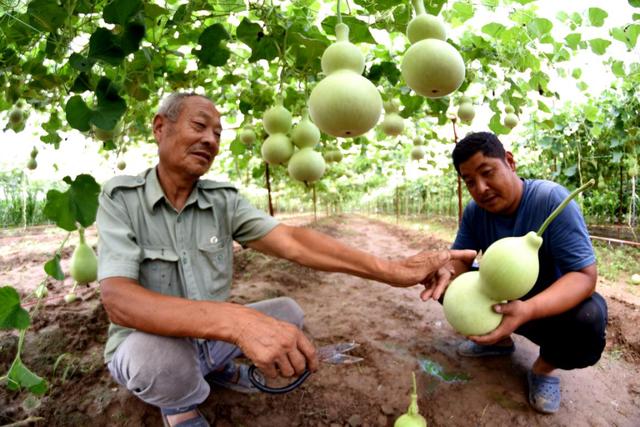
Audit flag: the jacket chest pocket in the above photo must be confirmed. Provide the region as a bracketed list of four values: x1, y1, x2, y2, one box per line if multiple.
[196, 236, 232, 298]
[139, 248, 180, 295]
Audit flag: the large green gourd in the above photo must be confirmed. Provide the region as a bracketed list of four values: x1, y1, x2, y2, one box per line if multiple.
[394, 372, 427, 427]
[479, 179, 596, 302]
[308, 22, 382, 137]
[443, 180, 595, 336]
[443, 272, 502, 336]
[70, 228, 98, 284]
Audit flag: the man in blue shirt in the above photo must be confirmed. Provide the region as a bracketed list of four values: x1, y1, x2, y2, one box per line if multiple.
[421, 132, 607, 414]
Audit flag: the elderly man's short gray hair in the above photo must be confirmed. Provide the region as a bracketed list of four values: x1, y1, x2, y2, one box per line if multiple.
[157, 92, 214, 122]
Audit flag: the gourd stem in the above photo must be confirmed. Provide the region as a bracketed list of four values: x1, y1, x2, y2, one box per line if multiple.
[536, 179, 595, 237]
[78, 227, 86, 245]
[408, 371, 420, 414]
[411, 0, 426, 16]
[337, 0, 342, 23]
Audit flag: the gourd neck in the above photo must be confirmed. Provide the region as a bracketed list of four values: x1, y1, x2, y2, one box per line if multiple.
[411, 0, 426, 16]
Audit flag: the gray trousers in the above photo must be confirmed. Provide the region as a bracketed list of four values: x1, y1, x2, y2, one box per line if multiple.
[107, 297, 304, 409]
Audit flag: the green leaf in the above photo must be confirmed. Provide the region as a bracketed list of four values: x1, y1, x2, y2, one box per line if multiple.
[611, 60, 626, 77]
[0, 286, 30, 330]
[193, 24, 231, 67]
[65, 96, 92, 132]
[588, 38, 611, 55]
[571, 68, 582, 79]
[631, 0, 640, 7]
[537, 100, 551, 113]
[527, 18, 553, 39]
[103, 0, 143, 25]
[588, 8, 608, 27]
[450, 2, 474, 25]
[230, 139, 246, 156]
[68, 53, 96, 73]
[7, 358, 48, 395]
[321, 16, 375, 44]
[89, 28, 125, 65]
[27, 0, 67, 33]
[489, 113, 511, 135]
[43, 175, 101, 231]
[564, 164, 577, 177]
[584, 105, 599, 122]
[92, 77, 126, 130]
[120, 22, 146, 55]
[482, 22, 506, 37]
[564, 33, 581, 49]
[44, 255, 65, 281]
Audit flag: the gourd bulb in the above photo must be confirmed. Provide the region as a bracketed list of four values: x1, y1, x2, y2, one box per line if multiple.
[443, 272, 503, 336]
[479, 231, 542, 301]
[263, 105, 292, 135]
[70, 230, 98, 284]
[239, 128, 257, 145]
[383, 99, 401, 114]
[291, 112, 321, 148]
[26, 158, 37, 170]
[631, 274, 640, 285]
[117, 160, 126, 171]
[330, 150, 343, 163]
[308, 70, 382, 138]
[401, 39, 465, 98]
[394, 372, 427, 427]
[504, 105, 515, 114]
[261, 133, 294, 165]
[321, 23, 365, 75]
[406, 14, 446, 44]
[457, 103, 475, 122]
[288, 148, 326, 182]
[381, 113, 405, 136]
[411, 146, 425, 160]
[413, 136, 424, 146]
[503, 113, 518, 129]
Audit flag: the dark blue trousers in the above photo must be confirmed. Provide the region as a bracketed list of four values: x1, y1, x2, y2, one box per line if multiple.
[516, 292, 608, 370]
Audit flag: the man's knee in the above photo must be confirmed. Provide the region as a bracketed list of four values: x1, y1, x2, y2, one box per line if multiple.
[248, 296, 304, 329]
[109, 332, 209, 407]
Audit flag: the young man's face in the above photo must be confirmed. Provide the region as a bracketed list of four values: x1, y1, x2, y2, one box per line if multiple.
[458, 151, 522, 215]
[154, 96, 222, 179]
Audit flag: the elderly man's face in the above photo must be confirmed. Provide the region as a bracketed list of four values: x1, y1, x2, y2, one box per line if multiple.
[154, 96, 222, 179]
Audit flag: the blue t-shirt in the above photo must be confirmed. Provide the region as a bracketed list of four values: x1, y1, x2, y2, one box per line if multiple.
[452, 179, 595, 299]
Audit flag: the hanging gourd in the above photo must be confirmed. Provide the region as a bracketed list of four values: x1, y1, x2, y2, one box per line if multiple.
[381, 99, 405, 136]
[261, 102, 294, 165]
[503, 105, 518, 129]
[457, 96, 475, 123]
[70, 227, 98, 284]
[401, 0, 465, 98]
[291, 109, 321, 149]
[413, 136, 424, 146]
[411, 146, 425, 160]
[308, 3, 382, 138]
[443, 180, 595, 335]
[288, 147, 326, 183]
[239, 127, 257, 145]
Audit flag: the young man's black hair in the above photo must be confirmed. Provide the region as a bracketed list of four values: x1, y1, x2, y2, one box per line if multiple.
[452, 132, 506, 174]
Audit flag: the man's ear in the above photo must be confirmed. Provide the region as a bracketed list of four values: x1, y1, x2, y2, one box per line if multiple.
[152, 114, 164, 143]
[505, 151, 516, 172]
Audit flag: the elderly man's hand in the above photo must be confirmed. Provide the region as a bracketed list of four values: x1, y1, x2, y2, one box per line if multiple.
[233, 308, 318, 379]
[394, 249, 476, 288]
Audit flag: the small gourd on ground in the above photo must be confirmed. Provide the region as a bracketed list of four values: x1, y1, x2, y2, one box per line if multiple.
[394, 372, 427, 427]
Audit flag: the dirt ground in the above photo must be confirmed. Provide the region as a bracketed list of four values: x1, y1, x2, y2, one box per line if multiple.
[1, 214, 640, 427]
